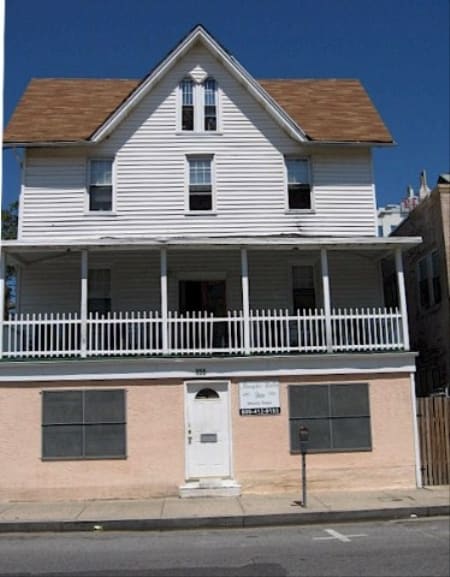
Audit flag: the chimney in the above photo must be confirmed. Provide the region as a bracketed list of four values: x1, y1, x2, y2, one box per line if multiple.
[419, 170, 431, 199]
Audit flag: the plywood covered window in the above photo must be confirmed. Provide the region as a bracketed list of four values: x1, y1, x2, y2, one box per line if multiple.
[288, 383, 371, 453]
[42, 390, 126, 460]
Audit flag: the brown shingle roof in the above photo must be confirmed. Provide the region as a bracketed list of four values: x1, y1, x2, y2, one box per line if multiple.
[4, 77, 393, 145]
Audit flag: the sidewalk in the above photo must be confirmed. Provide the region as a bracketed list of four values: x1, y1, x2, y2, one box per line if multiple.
[0, 487, 448, 533]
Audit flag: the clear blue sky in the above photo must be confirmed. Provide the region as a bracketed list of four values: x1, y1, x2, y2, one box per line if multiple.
[2, 0, 449, 209]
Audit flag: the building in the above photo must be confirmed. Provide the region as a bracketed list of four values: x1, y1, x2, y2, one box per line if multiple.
[391, 174, 450, 397]
[0, 26, 422, 501]
[377, 178, 423, 237]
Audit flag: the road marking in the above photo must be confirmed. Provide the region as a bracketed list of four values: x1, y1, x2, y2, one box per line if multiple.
[313, 528, 367, 543]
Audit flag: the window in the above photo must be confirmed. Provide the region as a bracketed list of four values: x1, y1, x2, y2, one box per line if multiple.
[204, 78, 217, 131]
[289, 383, 371, 453]
[188, 157, 213, 211]
[292, 266, 316, 311]
[179, 77, 218, 132]
[181, 78, 194, 131]
[417, 250, 441, 309]
[88, 269, 111, 314]
[286, 158, 311, 210]
[89, 159, 113, 211]
[42, 389, 126, 459]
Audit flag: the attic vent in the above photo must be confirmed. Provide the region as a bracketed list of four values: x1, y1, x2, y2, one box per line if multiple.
[189, 65, 208, 84]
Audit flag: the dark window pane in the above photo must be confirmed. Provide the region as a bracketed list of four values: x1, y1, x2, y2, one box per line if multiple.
[190, 194, 212, 211]
[85, 390, 125, 423]
[330, 383, 369, 417]
[419, 279, 430, 308]
[432, 277, 441, 304]
[293, 288, 316, 311]
[89, 186, 112, 211]
[84, 424, 126, 457]
[289, 385, 328, 419]
[290, 418, 331, 451]
[182, 106, 194, 130]
[43, 391, 83, 424]
[289, 185, 311, 209]
[43, 425, 83, 458]
[332, 417, 371, 450]
[88, 298, 111, 315]
[205, 106, 216, 131]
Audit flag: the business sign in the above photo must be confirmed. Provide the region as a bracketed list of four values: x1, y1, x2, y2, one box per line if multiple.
[239, 381, 280, 415]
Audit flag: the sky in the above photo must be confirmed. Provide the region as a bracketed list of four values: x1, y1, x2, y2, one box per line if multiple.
[2, 0, 449, 209]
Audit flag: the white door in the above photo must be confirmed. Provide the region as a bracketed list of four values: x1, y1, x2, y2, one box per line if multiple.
[185, 381, 231, 479]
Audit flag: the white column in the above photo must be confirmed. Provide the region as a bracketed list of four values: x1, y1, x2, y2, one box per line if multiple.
[321, 248, 333, 352]
[160, 247, 169, 354]
[0, 249, 5, 359]
[410, 373, 423, 488]
[80, 249, 88, 358]
[241, 247, 251, 354]
[395, 248, 410, 351]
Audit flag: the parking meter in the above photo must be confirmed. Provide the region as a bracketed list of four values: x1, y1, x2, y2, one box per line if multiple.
[298, 425, 309, 507]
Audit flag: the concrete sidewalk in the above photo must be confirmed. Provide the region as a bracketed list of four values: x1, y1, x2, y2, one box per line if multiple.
[0, 487, 448, 533]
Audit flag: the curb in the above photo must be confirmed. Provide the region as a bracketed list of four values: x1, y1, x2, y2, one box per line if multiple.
[0, 505, 448, 533]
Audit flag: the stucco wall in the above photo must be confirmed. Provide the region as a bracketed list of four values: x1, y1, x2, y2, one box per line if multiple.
[0, 373, 416, 501]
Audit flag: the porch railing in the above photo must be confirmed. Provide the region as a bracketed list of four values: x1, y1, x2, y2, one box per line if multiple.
[1, 307, 405, 359]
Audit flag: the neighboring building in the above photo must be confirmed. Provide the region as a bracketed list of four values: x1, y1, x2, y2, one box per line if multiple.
[377, 180, 422, 236]
[391, 174, 450, 397]
[0, 26, 421, 501]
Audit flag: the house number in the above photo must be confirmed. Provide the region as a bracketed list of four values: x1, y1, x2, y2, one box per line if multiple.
[195, 368, 206, 375]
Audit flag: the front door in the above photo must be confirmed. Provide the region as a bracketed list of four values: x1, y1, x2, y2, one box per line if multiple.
[185, 381, 231, 479]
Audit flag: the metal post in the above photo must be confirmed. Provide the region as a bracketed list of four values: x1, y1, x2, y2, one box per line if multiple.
[299, 425, 309, 507]
[301, 452, 307, 507]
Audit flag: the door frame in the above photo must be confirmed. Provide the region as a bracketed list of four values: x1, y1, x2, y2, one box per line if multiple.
[183, 380, 233, 480]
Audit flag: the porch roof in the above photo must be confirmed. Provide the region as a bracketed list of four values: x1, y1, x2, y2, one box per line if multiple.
[2, 235, 422, 256]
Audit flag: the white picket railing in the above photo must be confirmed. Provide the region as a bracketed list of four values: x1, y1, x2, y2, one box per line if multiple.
[1, 307, 405, 359]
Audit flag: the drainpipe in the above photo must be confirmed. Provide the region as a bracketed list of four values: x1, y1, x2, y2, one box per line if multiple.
[410, 373, 423, 488]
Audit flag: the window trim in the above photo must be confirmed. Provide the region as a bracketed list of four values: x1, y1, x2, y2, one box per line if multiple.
[86, 158, 116, 214]
[417, 250, 442, 311]
[288, 382, 372, 454]
[185, 155, 216, 214]
[177, 77, 220, 133]
[41, 389, 127, 461]
[284, 157, 314, 213]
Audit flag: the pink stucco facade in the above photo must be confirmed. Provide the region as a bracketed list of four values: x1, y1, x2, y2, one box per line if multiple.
[0, 373, 416, 502]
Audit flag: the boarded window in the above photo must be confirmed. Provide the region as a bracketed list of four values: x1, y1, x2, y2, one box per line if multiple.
[42, 390, 126, 459]
[288, 383, 371, 453]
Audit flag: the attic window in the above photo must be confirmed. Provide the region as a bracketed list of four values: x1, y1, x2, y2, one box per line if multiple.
[181, 78, 194, 131]
[179, 77, 218, 132]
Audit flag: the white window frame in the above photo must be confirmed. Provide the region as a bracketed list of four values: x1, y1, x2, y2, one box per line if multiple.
[85, 158, 116, 214]
[185, 155, 216, 214]
[284, 157, 314, 213]
[177, 77, 220, 133]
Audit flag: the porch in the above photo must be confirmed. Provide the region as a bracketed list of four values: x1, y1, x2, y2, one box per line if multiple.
[0, 236, 419, 360]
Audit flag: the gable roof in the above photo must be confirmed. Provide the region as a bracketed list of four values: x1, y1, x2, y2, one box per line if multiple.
[4, 26, 393, 146]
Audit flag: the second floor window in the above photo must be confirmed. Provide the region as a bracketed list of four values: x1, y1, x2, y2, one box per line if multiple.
[89, 159, 113, 211]
[188, 157, 213, 211]
[418, 250, 442, 309]
[286, 158, 311, 210]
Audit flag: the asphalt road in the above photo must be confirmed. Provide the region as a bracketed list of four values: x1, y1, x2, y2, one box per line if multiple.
[0, 517, 448, 577]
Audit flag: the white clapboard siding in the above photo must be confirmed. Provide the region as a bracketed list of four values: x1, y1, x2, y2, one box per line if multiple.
[18, 249, 384, 315]
[19, 46, 376, 241]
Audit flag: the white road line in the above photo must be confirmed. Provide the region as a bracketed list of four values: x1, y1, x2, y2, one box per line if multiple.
[313, 528, 367, 542]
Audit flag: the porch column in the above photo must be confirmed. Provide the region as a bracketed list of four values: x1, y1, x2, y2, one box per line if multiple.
[320, 248, 333, 352]
[160, 247, 169, 354]
[240, 247, 251, 354]
[395, 248, 410, 351]
[80, 249, 88, 358]
[0, 249, 5, 359]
